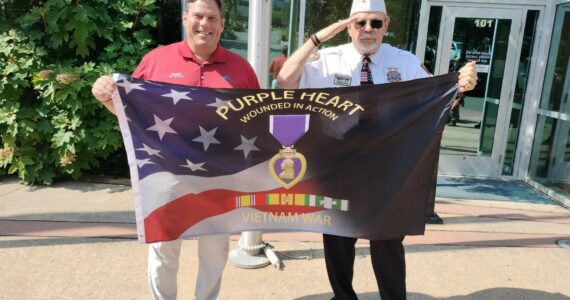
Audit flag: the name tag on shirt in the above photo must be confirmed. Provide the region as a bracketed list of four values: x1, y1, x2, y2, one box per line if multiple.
[333, 74, 352, 86]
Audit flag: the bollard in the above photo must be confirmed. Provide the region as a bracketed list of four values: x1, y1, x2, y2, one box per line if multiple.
[228, 231, 271, 269]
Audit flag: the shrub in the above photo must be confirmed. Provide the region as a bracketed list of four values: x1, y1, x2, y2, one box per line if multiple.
[0, 0, 158, 184]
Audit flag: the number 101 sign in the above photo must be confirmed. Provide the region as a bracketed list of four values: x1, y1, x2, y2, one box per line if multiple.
[474, 19, 495, 28]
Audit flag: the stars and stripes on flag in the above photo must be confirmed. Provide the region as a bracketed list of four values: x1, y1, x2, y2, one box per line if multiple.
[112, 73, 458, 243]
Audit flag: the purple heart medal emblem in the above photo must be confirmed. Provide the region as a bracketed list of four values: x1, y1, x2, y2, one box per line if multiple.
[268, 115, 310, 189]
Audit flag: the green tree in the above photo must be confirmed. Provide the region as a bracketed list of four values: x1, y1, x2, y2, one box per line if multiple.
[305, 0, 351, 47]
[0, 0, 158, 184]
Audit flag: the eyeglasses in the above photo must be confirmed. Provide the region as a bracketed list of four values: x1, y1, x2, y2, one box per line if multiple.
[354, 19, 384, 30]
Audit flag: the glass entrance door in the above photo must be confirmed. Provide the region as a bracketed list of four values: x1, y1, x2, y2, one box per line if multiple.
[433, 7, 524, 176]
[529, 4, 570, 198]
[548, 5, 570, 184]
[549, 53, 570, 182]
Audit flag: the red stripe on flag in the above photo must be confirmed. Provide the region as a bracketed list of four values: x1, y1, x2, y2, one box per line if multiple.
[143, 180, 324, 242]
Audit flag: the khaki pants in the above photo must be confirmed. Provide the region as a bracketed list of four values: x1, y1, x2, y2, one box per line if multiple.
[148, 234, 229, 300]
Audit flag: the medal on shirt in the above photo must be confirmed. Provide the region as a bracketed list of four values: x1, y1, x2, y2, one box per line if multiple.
[268, 115, 309, 189]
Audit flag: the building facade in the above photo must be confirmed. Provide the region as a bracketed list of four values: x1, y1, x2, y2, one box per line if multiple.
[186, 0, 570, 204]
[415, 0, 570, 206]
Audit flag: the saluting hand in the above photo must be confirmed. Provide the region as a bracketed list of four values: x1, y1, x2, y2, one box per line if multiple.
[314, 17, 357, 44]
[458, 61, 478, 93]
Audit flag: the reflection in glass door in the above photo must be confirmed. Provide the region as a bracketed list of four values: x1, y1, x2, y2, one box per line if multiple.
[433, 7, 524, 177]
[442, 17, 508, 155]
[267, 0, 294, 88]
[529, 4, 570, 198]
[219, 1, 251, 59]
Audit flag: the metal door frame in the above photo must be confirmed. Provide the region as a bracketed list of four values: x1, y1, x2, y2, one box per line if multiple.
[433, 7, 524, 176]
[533, 3, 570, 182]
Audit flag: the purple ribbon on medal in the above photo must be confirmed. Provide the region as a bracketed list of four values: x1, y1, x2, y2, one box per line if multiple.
[269, 115, 310, 147]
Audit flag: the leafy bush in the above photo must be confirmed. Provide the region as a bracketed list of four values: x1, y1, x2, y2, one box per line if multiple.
[0, 0, 159, 184]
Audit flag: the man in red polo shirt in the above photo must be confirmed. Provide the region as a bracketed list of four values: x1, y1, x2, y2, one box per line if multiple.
[91, 0, 259, 299]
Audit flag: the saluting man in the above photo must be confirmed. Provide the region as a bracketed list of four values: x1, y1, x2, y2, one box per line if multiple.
[277, 0, 477, 299]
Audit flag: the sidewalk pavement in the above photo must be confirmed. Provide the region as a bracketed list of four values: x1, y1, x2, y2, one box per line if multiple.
[1, 176, 569, 300]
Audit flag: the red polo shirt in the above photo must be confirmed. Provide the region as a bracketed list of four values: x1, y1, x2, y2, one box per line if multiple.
[132, 40, 260, 89]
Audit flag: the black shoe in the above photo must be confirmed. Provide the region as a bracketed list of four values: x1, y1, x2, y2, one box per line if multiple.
[426, 213, 444, 224]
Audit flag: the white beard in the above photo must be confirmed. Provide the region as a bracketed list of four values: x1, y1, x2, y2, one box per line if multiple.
[354, 41, 379, 54]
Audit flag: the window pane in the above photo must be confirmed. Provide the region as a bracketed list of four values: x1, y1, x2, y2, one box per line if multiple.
[382, 0, 422, 51]
[529, 115, 570, 198]
[268, 0, 292, 88]
[479, 19, 511, 155]
[220, 0, 250, 59]
[540, 11, 570, 113]
[502, 10, 539, 175]
[566, 127, 570, 162]
[304, 0, 351, 47]
[441, 18, 511, 158]
[423, 6, 442, 74]
[156, 0, 182, 45]
[531, 5, 570, 198]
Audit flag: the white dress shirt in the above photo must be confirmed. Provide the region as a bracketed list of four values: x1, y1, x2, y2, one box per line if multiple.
[300, 43, 430, 89]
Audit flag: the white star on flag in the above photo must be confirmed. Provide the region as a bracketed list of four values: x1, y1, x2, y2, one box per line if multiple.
[123, 105, 132, 122]
[136, 158, 155, 168]
[162, 89, 193, 105]
[117, 80, 145, 94]
[234, 135, 260, 158]
[193, 126, 221, 151]
[147, 115, 177, 140]
[180, 159, 207, 172]
[207, 97, 230, 108]
[136, 143, 164, 158]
